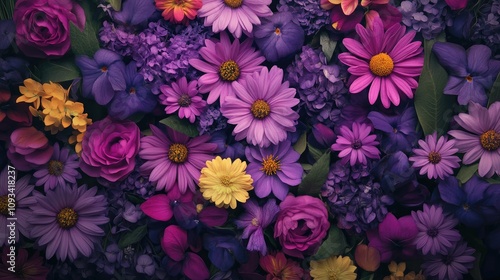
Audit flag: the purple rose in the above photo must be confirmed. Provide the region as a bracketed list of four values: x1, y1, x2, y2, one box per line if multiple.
[274, 195, 330, 258]
[7, 127, 53, 171]
[13, 0, 85, 58]
[80, 117, 140, 182]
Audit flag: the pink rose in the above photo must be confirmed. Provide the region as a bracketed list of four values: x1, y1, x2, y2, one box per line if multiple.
[13, 0, 85, 58]
[274, 195, 330, 258]
[80, 117, 140, 182]
[7, 127, 53, 171]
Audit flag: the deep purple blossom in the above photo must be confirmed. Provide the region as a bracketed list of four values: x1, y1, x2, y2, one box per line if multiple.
[111, 0, 156, 26]
[0, 20, 15, 52]
[398, 0, 451, 40]
[422, 240, 475, 280]
[203, 233, 248, 272]
[276, 0, 330, 35]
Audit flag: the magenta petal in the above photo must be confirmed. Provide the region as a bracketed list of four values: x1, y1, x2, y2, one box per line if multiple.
[140, 195, 173, 221]
[198, 206, 228, 227]
[183, 252, 210, 280]
[161, 225, 188, 261]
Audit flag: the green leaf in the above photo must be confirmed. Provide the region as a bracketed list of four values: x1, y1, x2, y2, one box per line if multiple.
[487, 72, 500, 107]
[0, 0, 15, 20]
[70, 1, 100, 57]
[487, 177, 500, 184]
[308, 144, 325, 162]
[118, 225, 147, 249]
[107, 0, 122, 11]
[293, 132, 307, 155]
[298, 151, 330, 196]
[456, 163, 479, 184]
[320, 31, 337, 62]
[125, 193, 146, 205]
[38, 59, 81, 83]
[312, 226, 347, 260]
[414, 36, 455, 135]
[358, 270, 375, 280]
[159, 115, 199, 137]
[301, 163, 313, 172]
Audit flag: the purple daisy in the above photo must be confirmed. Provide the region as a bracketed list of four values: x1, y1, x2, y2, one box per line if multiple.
[189, 32, 265, 104]
[411, 204, 461, 255]
[338, 17, 424, 108]
[139, 124, 217, 194]
[331, 122, 380, 166]
[197, 0, 272, 38]
[422, 240, 475, 280]
[159, 77, 206, 123]
[221, 66, 299, 148]
[245, 140, 303, 200]
[33, 143, 81, 192]
[409, 132, 460, 180]
[448, 101, 500, 177]
[28, 185, 109, 261]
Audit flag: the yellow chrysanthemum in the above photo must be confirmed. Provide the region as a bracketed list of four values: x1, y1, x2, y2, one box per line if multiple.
[310, 255, 357, 280]
[383, 262, 426, 280]
[199, 156, 253, 209]
[17, 78, 47, 109]
[42, 81, 68, 101]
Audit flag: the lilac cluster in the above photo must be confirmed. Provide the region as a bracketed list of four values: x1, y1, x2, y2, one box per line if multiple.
[99, 21, 137, 57]
[286, 46, 348, 127]
[119, 165, 156, 199]
[398, 0, 452, 40]
[276, 0, 330, 36]
[197, 104, 228, 135]
[471, 0, 500, 54]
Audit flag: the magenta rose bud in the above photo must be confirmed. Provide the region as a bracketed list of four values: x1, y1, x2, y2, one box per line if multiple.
[13, 0, 85, 58]
[274, 195, 330, 258]
[7, 127, 53, 171]
[80, 117, 140, 182]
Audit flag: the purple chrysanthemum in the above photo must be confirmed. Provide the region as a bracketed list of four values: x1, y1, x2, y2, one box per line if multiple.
[331, 122, 380, 166]
[422, 241, 475, 280]
[189, 32, 265, 104]
[33, 143, 81, 192]
[409, 132, 460, 180]
[28, 185, 109, 261]
[139, 125, 217, 194]
[411, 204, 461, 255]
[160, 77, 206, 123]
[221, 66, 299, 148]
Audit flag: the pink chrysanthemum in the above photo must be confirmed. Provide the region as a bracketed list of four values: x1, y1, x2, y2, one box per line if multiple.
[220, 66, 299, 148]
[189, 32, 265, 105]
[331, 122, 380, 166]
[338, 17, 424, 108]
[159, 77, 206, 123]
[409, 132, 461, 180]
[198, 0, 272, 38]
[155, 0, 202, 24]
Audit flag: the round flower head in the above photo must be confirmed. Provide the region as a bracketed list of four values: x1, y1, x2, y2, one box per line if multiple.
[198, 156, 254, 209]
[422, 241, 475, 280]
[189, 32, 265, 104]
[409, 132, 461, 180]
[221, 66, 299, 148]
[331, 122, 380, 166]
[155, 0, 202, 24]
[310, 255, 357, 280]
[160, 77, 206, 123]
[338, 17, 424, 108]
[197, 0, 272, 38]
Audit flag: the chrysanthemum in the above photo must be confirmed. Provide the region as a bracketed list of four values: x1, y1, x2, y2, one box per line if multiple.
[189, 32, 265, 104]
[310, 255, 357, 280]
[198, 156, 253, 209]
[197, 0, 272, 38]
[338, 17, 424, 108]
[409, 132, 461, 180]
[159, 77, 206, 123]
[28, 185, 109, 261]
[331, 122, 380, 166]
[220, 66, 299, 148]
[155, 0, 202, 24]
[411, 204, 461, 255]
[422, 241, 475, 280]
[139, 125, 217, 194]
[448, 101, 500, 177]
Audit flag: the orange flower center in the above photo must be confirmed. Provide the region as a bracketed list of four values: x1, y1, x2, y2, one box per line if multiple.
[57, 208, 78, 229]
[260, 154, 281, 175]
[427, 151, 441, 164]
[168, 143, 189, 163]
[224, 0, 243, 8]
[219, 60, 240, 81]
[369, 53, 394, 77]
[178, 94, 192, 107]
[275, 27, 281, 35]
[465, 75, 473, 82]
[101, 66, 108, 72]
[480, 130, 500, 151]
[251, 99, 270, 119]
[0, 196, 10, 216]
[48, 160, 64, 176]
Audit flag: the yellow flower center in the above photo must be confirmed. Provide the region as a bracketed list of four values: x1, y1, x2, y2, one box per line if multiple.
[220, 175, 232, 187]
[251, 100, 271, 119]
[369, 53, 394, 77]
[168, 143, 189, 163]
[251, 217, 259, 226]
[196, 204, 204, 213]
[223, 0, 243, 8]
[427, 151, 441, 164]
[275, 27, 281, 35]
[57, 207, 78, 229]
[219, 60, 240, 81]
[0, 196, 10, 216]
[178, 94, 192, 107]
[480, 130, 500, 151]
[260, 154, 281, 175]
[48, 160, 64, 176]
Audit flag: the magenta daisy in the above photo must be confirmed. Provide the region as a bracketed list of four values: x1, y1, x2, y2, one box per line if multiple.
[197, 0, 272, 38]
[448, 101, 500, 178]
[159, 77, 206, 123]
[338, 17, 424, 108]
[220, 66, 299, 148]
[139, 124, 217, 194]
[189, 32, 265, 104]
[331, 122, 380, 166]
[409, 132, 460, 180]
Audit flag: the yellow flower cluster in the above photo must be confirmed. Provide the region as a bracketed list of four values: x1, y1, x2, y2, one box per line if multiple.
[383, 262, 425, 280]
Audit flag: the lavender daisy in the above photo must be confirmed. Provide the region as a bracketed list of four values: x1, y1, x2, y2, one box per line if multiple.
[159, 77, 206, 123]
[331, 122, 380, 166]
[245, 140, 303, 200]
[28, 185, 109, 261]
[409, 132, 460, 180]
[33, 143, 81, 192]
[422, 241, 475, 280]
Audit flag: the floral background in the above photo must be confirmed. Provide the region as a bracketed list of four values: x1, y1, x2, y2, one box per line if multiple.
[0, 0, 500, 279]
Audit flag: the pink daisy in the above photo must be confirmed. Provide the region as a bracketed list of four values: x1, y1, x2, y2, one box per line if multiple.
[220, 66, 299, 148]
[338, 17, 424, 108]
[331, 122, 380, 166]
[197, 0, 272, 38]
[189, 32, 265, 105]
[159, 77, 206, 123]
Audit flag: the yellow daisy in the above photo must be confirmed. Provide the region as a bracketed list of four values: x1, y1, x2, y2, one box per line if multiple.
[310, 255, 357, 280]
[199, 156, 253, 209]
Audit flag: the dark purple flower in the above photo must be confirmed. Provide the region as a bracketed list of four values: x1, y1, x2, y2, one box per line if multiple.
[112, 0, 156, 26]
[196, 104, 228, 135]
[276, 0, 330, 35]
[398, 0, 451, 40]
[311, 123, 336, 148]
[210, 132, 245, 160]
[0, 247, 49, 280]
[203, 233, 248, 272]
[7, 127, 53, 171]
[470, 1, 500, 54]
[422, 240, 475, 280]
[136, 254, 156, 276]
[0, 20, 15, 51]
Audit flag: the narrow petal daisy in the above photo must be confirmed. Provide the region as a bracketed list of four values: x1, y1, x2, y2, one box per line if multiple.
[159, 77, 206, 123]
[331, 122, 380, 166]
[310, 255, 357, 280]
[155, 0, 202, 24]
